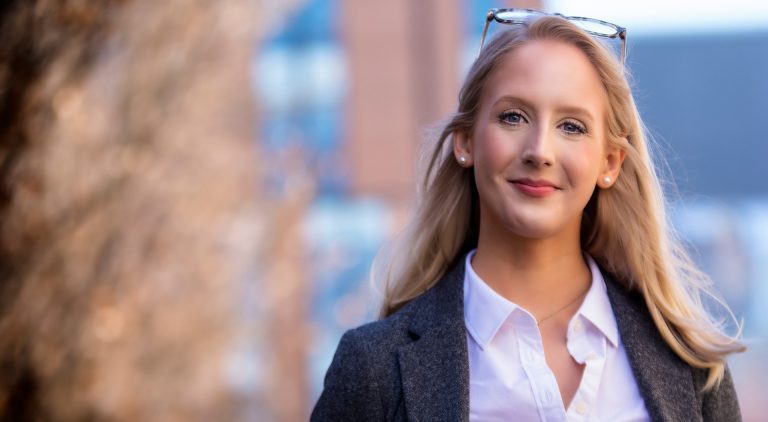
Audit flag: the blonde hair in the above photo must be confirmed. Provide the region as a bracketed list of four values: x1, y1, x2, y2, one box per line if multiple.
[374, 17, 744, 389]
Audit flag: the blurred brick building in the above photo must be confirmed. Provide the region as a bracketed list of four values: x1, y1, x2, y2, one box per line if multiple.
[341, 0, 542, 208]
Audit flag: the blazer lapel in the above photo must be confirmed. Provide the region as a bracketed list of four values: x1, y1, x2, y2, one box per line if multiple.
[603, 271, 699, 422]
[397, 259, 470, 422]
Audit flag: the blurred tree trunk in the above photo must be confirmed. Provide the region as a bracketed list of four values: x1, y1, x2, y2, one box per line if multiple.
[0, 0, 307, 420]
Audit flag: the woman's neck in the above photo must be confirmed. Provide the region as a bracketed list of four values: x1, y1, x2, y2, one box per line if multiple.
[471, 228, 592, 318]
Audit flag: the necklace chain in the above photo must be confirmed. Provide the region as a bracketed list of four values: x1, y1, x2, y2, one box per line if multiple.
[536, 288, 589, 326]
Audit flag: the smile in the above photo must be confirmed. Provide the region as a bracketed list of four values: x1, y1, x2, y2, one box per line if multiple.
[509, 181, 558, 197]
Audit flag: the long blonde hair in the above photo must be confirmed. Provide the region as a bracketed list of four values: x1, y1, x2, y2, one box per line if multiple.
[374, 16, 744, 389]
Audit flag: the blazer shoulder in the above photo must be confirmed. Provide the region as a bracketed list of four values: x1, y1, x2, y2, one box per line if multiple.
[310, 307, 417, 421]
[339, 298, 420, 353]
[601, 267, 743, 421]
[313, 262, 466, 421]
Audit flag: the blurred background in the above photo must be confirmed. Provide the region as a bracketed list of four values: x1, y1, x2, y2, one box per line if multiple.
[254, 0, 768, 419]
[0, 0, 765, 420]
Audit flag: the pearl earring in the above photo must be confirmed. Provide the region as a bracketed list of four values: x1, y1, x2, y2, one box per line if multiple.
[458, 156, 467, 165]
[603, 176, 612, 185]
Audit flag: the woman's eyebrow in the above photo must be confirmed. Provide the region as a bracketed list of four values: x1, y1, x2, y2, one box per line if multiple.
[556, 105, 596, 124]
[491, 95, 534, 109]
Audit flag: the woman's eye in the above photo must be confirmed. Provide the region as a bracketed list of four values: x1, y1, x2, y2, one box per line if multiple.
[561, 120, 587, 135]
[498, 111, 527, 126]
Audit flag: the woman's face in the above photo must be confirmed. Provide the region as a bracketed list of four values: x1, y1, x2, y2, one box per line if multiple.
[455, 39, 624, 241]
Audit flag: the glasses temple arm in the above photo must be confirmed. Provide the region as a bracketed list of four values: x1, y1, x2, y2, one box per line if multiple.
[620, 30, 627, 66]
[479, 13, 494, 55]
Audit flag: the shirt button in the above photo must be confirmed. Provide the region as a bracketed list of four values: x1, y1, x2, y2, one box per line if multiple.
[576, 401, 588, 415]
[573, 320, 583, 332]
[586, 352, 597, 361]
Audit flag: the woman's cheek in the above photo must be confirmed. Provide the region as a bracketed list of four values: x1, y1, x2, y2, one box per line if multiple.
[479, 130, 517, 166]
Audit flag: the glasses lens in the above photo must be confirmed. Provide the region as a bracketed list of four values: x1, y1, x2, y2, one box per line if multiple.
[568, 18, 618, 37]
[494, 9, 544, 23]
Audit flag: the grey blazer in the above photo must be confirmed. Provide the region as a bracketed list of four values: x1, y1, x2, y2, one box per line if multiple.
[311, 257, 741, 421]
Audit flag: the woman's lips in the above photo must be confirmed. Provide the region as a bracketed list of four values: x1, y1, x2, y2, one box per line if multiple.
[510, 179, 557, 198]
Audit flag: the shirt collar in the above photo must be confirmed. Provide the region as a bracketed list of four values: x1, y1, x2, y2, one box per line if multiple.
[463, 250, 517, 350]
[462, 250, 619, 350]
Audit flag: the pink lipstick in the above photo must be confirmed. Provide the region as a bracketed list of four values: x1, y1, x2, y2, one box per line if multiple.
[510, 178, 558, 197]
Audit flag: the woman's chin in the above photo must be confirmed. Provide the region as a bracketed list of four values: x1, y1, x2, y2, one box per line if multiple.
[497, 209, 566, 239]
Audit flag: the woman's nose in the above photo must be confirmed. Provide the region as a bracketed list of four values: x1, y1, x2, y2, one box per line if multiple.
[520, 126, 555, 167]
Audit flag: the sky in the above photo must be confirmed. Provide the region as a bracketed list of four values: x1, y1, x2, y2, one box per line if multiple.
[546, 0, 768, 36]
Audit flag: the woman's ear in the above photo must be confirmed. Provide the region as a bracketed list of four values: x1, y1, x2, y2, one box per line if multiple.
[453, 131, 474, 167]
[599, 141, 626, 188]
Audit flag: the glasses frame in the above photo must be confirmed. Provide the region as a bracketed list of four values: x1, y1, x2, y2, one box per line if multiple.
[480, 8, 627, 65]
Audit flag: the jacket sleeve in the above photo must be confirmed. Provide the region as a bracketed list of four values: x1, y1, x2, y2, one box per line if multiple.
[310, 328, 385, 421]
[700, 364, 742, 422]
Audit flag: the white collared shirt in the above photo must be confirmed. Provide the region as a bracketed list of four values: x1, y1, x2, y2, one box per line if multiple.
[464, 250, 650, 422]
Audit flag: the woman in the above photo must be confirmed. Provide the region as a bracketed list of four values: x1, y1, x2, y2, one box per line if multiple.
[312, 10, 744, 422]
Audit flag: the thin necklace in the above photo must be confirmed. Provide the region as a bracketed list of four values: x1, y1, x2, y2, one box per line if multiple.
[536, 288, 589, 326]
